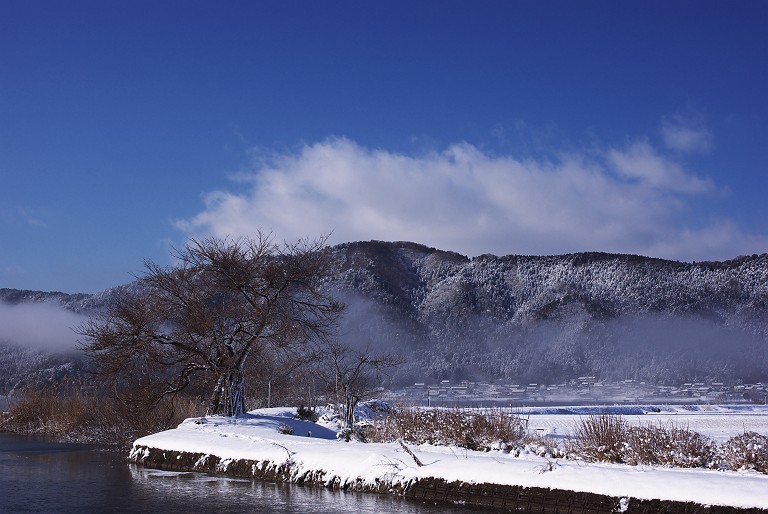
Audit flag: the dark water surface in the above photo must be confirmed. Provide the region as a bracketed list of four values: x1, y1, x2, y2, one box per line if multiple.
[0, 433, 476, 513]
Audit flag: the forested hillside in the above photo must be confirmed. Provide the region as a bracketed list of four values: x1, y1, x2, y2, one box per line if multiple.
[2, 241, 767, 393]
[328, 241, 768, 386]
[0, 286, 127, 395]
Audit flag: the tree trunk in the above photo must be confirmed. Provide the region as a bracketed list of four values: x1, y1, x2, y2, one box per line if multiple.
[208, 367, 246, 417]
[343, 388, 358, 429]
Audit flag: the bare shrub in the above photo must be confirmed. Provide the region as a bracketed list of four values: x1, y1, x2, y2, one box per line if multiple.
[621, 425, 666, 465]
[622, 423, 714, 468]
[367, 406, 524, 451]
[573, 414, 627, 462]
[468, 409, 526, 450]
[720, 432, 768, 473]
[384, 408, 472, 446]
[666, 425, 715, 468]
[522, 432, 566, 458]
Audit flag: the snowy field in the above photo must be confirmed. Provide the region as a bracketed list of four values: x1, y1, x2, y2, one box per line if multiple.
[132, 405, 768, 510]
[517, 404, 768, 443]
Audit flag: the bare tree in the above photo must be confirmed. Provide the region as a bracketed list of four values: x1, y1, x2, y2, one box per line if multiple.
[79, 234, 343, 417]
[314, 339, 401, 429]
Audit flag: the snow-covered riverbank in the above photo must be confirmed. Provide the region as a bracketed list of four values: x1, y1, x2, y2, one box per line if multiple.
[130, 407, 768, 511]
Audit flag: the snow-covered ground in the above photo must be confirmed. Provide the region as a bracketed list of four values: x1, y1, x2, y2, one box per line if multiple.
[132, 405, 768, 510]
[519, 404, 768, 443]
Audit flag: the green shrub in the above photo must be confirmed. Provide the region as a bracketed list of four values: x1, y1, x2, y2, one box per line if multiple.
[295, 405, 318, 422]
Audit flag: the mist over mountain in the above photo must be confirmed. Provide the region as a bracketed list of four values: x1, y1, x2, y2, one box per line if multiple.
[327, 241, 768, 387]
[0, 285, 133, 395]
[1, 241, 767, 395]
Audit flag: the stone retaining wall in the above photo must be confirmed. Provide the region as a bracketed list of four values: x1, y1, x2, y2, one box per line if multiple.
[129, 445, 766, 514]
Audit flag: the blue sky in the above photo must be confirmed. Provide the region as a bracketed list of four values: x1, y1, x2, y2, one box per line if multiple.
[1, 1, 767, 293]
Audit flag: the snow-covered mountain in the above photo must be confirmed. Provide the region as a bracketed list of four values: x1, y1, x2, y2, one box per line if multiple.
[2, 241, 767, 392]
[0, 284, 135, 395]
[328, 241, 768, 386]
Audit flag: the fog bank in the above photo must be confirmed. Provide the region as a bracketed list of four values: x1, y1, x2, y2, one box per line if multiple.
[0, 302, 87, 351]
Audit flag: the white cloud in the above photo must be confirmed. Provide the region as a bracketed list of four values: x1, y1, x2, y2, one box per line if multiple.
[606, 141, 714, 193]
[2, 265, 24, 275]
[0, 302, 86, 350]
[0, 206, 47, 228]
[660, 115, 713, 154]
[175, 137, 766, 262]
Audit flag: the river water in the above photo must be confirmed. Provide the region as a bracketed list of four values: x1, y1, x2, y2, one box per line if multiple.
[0, 433, 476, 513]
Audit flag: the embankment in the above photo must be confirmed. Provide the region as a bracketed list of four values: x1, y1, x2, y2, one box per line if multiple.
[129, 445, 766, 514]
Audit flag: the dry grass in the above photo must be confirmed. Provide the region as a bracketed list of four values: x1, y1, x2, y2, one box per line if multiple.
[8, 391, 764, 475]
[1, 388, 205, 447]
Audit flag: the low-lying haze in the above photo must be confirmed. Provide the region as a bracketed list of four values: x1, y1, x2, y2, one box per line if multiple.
[0, 302, 86, 351]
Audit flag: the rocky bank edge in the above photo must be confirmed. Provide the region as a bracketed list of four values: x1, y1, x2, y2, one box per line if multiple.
[129, 445, 766, 514]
